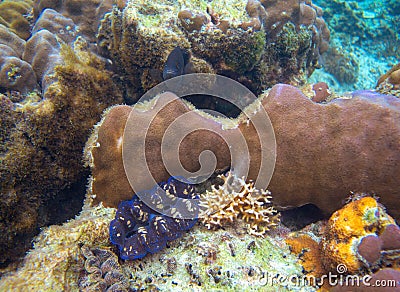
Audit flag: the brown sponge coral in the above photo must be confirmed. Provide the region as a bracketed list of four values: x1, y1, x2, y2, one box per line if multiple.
[86, 84, 400, 219]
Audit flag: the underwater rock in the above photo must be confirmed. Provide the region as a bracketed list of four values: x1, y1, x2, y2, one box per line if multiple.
[86, 84, 400, 219]
[286, 233, 325, 279]
[0, 206, 114, 291]
[321, 46, 359, 84]
[97, 0, 329, 99]
[110, 177, 198, 260]
[311, 81, 330, 102]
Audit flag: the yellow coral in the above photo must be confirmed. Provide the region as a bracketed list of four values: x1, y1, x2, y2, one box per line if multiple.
[286, 234, 325, 279]
[199, 172, 279, 237]
[321, 196, 395, 274]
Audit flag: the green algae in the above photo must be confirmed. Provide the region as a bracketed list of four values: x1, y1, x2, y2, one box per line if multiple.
[223, 30, 266, 74]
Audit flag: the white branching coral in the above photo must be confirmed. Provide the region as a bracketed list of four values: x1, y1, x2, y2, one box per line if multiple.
[199, 172, 279, 237]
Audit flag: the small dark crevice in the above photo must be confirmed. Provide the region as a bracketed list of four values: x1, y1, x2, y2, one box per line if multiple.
[280, 204, 325, 230]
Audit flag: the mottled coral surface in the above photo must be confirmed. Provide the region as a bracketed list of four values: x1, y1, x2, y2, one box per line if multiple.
[87, 86, 400, 219]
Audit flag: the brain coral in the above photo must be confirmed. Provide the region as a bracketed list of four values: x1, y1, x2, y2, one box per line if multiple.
[33, 0, 113, 42]
[86, 84, 400, 220]
[97, 0, 329, 99]
[0, 24, 37, 93]
[0, 0, 33, 40]
[31, 8, 78, 44]
[23, 29, 62, 92]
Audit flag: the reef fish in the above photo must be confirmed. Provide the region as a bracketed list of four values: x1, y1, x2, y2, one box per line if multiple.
[162, 47, 191, 80]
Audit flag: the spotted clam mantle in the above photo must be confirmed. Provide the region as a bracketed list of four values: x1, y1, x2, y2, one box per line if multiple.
[109, 177, 199, 260]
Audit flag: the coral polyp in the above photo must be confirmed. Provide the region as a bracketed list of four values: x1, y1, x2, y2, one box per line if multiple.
[199, 171, 279, 237]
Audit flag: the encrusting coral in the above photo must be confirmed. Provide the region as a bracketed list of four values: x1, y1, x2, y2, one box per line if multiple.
[86, 84, 400, 219]
[199, 171, 279, 237]
[0, 205, 115, 291]
[320, 196, 399, 274]
[286, 196, 400, 289]
[0, 203, 307, 291]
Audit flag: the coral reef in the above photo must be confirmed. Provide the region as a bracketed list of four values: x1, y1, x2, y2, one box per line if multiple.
[110, 177, 198, 260]
[33, 0, 113, 43]
[0, 206, 114, 291]
[86, 85, 400, 219]
[78, 246, 129, 291]
[199, 171, 279, 237]
[315, 0, 399, 58]
[311, 0, 399, 92]
[97, 0, 329, 98]
[320, 46, 359, 84]
[0, 0, 33, 40]
[0, 203, 310, 291]
[0, 34, 123, 266]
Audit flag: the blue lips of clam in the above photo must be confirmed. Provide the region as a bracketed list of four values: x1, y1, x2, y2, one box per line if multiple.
[109, 177, 199, 260]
